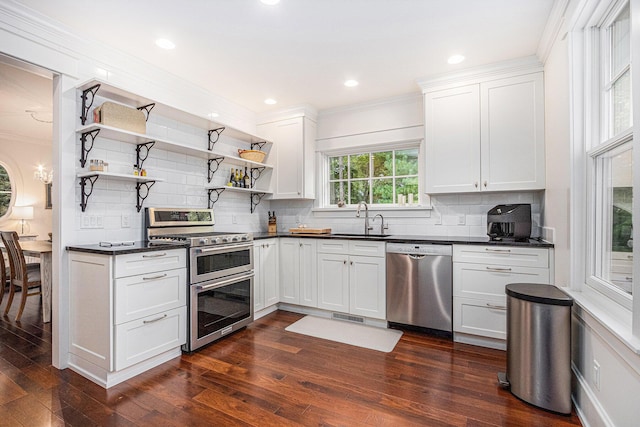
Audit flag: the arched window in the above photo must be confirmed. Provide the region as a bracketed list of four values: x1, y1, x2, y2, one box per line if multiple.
[0, 163, 13, 218]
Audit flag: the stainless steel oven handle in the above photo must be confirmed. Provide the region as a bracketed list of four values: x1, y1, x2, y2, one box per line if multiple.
[195, 272, 254, 291]
[195, 243, 253, 254]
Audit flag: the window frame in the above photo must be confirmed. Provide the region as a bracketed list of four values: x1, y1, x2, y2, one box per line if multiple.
[0, 161, 15, 221]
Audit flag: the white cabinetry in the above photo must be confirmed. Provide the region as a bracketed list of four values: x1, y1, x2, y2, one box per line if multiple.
[279, 238, 317, 307]
[254, 239, 279, 317]
[317, 240, 386, 320]
[257, 116, 316, 199]
[452, 245, 551, 349]
[68, 248, 187, 388]
[423, 70, 545, 193]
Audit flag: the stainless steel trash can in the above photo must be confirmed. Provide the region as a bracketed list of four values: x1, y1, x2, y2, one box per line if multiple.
[500, 283, 574, 414]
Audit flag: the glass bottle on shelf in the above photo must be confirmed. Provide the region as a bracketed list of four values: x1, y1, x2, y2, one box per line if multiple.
[236, 168, 243, 188]
[244, 167, 251, 189]
[229, 168, 236, 187]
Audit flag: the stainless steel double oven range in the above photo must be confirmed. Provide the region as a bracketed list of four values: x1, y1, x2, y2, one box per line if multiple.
[145, 207, 253, 352]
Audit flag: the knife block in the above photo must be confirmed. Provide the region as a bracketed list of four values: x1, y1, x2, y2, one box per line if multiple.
[268, 216, 277, 233]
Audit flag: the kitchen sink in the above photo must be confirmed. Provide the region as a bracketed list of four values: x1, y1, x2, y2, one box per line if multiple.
[330, 233, 391, 238]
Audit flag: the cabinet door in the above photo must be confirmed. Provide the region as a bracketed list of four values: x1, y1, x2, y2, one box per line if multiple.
[349, 255, 386, 320]
[261, 117, 303, 199]
[253, 242, 264, 311]
[480, 72, 545, 191]
[279, 238, 300, 304]
[262, 240, 280, 307]
[298, 239, 317, 307]
[453, 296, 507, 340]
[425, 84, 481, 193]
[317, 253, 349, 312]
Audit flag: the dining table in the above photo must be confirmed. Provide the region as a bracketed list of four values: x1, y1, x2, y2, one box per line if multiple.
[16, 240, 53, 323]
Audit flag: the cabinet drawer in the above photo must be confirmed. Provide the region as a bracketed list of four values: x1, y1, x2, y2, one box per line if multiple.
[348, 241, 385, 257]
[317, 239, 349, 254]
[114, 268, 186, 324]
[114, 306, 186, 371]
[115, 249, 186, 278]
[453, 296, 507, 340]
[453, 263, 549, 300]
[453, 245, 548, 268]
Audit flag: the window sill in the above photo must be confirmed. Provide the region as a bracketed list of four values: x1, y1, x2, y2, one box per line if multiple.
[311, 205, 432, 218]
[562, 286, 640, 355]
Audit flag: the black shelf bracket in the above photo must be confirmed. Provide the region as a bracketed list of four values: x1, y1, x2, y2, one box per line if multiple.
[136, 181, 156, 212]
[208, 188, 225, 208]
[208, 127, 226, 150]
[137, 103, 155, 122]
[80, 129, 101, 167]
[207, 157, 225, 183]
[251, 141, 267, 150]
[136, 141, 156, 169]
[250, 192, 266, 214]
[79, 175, 99, 212]
[80, 84, 101, 125]
[250, 166, 266, 188]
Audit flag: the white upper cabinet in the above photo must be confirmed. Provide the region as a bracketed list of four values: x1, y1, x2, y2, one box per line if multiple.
[257, 116, 316, 200]
[422, 61, 545, 194]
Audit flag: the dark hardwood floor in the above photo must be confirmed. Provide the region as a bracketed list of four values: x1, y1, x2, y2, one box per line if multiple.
[0, 297, 583, 426]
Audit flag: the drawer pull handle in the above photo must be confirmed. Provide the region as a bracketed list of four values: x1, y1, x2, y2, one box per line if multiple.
[142, 252, 167, 258]
[625, 277, 633, 281]
[143, 314, 167, 324]
[485, 248, 511, 253]
[486, 303, 507, 310]
[486, 267, 512, 272]
[143, 273, 167, 280]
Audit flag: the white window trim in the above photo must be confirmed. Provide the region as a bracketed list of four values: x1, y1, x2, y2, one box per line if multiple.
[567, 0, 640, 343]
[0, 160, 17, 222]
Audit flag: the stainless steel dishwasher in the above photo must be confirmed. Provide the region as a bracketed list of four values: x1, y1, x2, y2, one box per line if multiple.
[386, 243, 453, 336]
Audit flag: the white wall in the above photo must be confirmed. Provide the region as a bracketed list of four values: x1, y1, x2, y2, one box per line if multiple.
[0, 138, 53, 239]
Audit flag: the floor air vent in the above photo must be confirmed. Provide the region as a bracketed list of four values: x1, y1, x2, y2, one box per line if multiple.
[332, 313, 365, 323]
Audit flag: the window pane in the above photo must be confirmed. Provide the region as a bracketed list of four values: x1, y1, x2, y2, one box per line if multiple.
[0, 165, 12, 217]
[349, 180, 369, 204]
[329, 156, 347, 180]
[395, 148, 419, 175]
[372, 178, 394, 204]
[329, 181, 347, 205]
[396, 176, 419, 198]
[612, 69, 632, 135]
[612, 4, 630, 77]
[349, 154, 370, 179]
[372, 151, 393, 177]
[597, 144, 633, 295]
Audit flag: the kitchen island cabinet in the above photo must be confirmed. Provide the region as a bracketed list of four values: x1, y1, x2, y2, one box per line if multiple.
[67, 246, 187, 388]
[423, 66, 545, 193]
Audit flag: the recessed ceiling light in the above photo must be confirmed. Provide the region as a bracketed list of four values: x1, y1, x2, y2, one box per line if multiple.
[260, 0, 280, 5]
[344, 79, 359, 87]
[447, 54, 465, 65]
[264, 98, 277, 105]
[155, 38, 175, 50]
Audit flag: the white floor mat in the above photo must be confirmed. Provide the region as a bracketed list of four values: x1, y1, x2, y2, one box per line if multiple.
[285, 315, 403, 353]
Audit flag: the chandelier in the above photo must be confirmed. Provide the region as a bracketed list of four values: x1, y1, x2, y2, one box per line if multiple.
[34, 165, 53, 184]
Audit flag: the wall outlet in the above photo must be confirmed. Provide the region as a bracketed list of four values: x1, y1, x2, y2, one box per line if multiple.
[121, 214, 130, 228]
[81, 214, 105, 229]
[457, 214, 466, 225]
[593, 360, 601, 391]
[232, 215, 237, 224]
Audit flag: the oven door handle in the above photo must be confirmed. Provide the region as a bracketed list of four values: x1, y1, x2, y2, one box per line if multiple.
[195, 242, 252, 254]
[195, 272, 254, 291]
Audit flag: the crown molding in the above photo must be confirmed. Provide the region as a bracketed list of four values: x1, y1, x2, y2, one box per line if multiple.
[257, 104, 318, 124]
[537, 0, 571, 64]
[416, 56, 543, 92]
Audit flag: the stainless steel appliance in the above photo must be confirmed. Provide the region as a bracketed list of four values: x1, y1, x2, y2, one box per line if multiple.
[145, 207, 254, 351]
[487, 204, 532, 241]
[386, 243, 453, 336]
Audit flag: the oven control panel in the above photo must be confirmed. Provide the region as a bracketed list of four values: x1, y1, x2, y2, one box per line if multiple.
[190, 233, 252, 247]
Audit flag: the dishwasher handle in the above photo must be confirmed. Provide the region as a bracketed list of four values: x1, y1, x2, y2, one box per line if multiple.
[386, 243, 452, 256]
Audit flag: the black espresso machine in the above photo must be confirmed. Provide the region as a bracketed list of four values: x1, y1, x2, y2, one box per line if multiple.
[487, 204, 531, 241]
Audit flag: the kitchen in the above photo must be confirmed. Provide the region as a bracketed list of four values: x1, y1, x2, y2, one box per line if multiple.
[0, 0, 638, 426]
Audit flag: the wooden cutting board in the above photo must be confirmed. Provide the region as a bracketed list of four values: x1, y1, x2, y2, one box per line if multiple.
[289, 227, 332, 234]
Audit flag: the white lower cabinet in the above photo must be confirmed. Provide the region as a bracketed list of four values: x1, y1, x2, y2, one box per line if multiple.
[317, 240, 386, 320]
[254, 239, 279, 313]
[279, 238, 317, 307]
[68, 248, 187, 388]
[452, 245, 551, 348]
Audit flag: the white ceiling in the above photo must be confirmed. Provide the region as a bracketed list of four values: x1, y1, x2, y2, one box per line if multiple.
[12, 0, 555, 114]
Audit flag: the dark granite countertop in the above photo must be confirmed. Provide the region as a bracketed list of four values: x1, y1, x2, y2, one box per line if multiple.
[66, 241, 188, 255]
[252, 232, 553, 248]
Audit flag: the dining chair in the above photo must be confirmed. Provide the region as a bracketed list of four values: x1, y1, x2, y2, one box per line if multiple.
[1, 231, 41, 321]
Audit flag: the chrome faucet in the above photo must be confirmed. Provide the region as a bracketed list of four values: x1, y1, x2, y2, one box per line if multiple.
[372, 214, 389, 235]
[355, 201, 373, 235]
